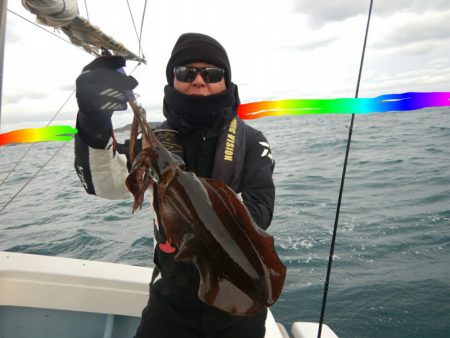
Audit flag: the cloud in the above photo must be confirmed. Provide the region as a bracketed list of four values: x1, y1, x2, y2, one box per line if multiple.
[361, 65, 450, 96]
[286, 36, 337, 52]
[1, 88, 79, 131]
[294, 1, 368, 28]
[429, 58, 449, 66]
[4, 91, 48, 105]
[382, 40, 450, 57]
[1, 107, 64, 125]
[374, 12, 450, 51]
[5, 18, 22, 44]
[295, 0, 450, 28]
[364, 10, 450, 60]
[57, 83, 76, 92]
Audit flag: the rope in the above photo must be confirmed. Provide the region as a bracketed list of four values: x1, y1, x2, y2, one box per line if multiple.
[317, 1, 374, 337]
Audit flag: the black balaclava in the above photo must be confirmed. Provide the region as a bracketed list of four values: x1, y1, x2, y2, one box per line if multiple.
[163, 33, 240, 131]
[166, 33, 231, 87]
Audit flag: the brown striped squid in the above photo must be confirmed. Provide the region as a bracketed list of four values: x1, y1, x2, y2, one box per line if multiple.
[125, 102, 286, 315]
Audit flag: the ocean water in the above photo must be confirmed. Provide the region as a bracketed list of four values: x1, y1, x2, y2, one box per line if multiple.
[1, 109, 449, 337]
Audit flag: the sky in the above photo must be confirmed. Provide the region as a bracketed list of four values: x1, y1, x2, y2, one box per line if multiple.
[2, 0, 450, 132]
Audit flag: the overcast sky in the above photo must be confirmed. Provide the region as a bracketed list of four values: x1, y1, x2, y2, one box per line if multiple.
[2, 0, 450, 132]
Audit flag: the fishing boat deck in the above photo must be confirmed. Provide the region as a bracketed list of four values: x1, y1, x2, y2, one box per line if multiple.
[0, 251, 289, 338]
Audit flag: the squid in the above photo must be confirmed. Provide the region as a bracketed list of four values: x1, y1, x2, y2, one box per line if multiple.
[125, 102, 286, 315]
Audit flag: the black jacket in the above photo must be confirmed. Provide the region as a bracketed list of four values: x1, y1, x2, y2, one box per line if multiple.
[75, 112, 275, 320]
[74, 113, 275, 297]
[74, 117, 275, 229]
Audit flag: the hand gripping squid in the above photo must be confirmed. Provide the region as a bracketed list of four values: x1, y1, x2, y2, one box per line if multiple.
[125, 101, 286, 315]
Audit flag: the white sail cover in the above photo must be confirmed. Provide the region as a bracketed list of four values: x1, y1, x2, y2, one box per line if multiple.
[22, 0, 146, 63]
[22, 0, 78, 26]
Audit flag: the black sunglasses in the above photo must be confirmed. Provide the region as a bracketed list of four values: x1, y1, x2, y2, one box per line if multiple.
[173, 66, 225, 83]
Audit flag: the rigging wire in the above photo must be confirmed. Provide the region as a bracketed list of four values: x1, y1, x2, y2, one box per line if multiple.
[123, 0, 148, 77]
[1, 9, 79, 210]
[7, 9, 78, 50]
[125, 0, 148, 62]
[138, 0, 148, 59]
[0, 140, 69, 214]
[0, 0, 6, 133]
[317, 1, 374, 337]
[0, 8, 74, 210]
[126, 0, 142, 55]
[0, 90, 75, 188]
[2, 2, 148, 211]
[83, 0, 90, 21]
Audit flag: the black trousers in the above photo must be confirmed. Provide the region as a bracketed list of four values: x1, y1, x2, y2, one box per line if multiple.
[134, 275, 268, 338]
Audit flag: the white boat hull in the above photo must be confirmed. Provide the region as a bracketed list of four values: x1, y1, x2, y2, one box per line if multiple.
[0, 251, 294, 338]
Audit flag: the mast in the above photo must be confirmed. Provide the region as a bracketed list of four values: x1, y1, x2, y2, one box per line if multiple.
[0, 0, 7, 131]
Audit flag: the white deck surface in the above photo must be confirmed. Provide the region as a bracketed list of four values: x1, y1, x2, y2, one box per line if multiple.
[0, 251, 286, 338]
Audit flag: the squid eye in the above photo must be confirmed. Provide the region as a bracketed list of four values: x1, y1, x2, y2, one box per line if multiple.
[147, 167, 159, 183]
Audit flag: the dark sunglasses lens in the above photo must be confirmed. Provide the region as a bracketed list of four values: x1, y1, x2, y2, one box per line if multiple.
[202, 68, 224, 83]
[174, 66, 224, 83]
[174, 67, 197, 82]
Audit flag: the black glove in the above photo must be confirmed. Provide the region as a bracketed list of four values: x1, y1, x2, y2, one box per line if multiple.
[75, 56, 138, 148]
[76, 56, 138, 114]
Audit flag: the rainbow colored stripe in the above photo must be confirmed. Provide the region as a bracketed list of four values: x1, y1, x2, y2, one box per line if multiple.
[238, 92, 450, 119]
[0, 126, 78, 147]
[0, 92, 449, 146]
